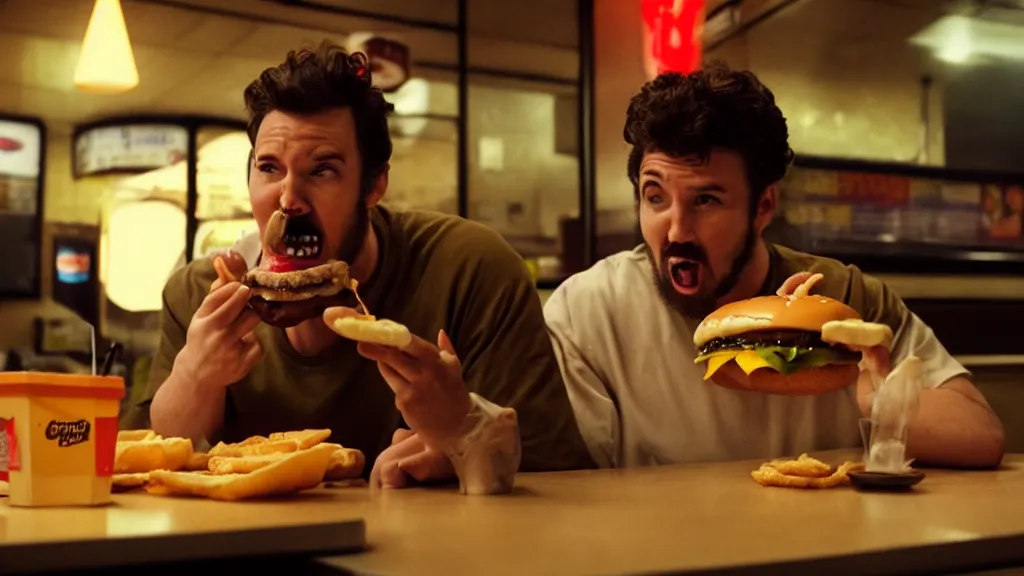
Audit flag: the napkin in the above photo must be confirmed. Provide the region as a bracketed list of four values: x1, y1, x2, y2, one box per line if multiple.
[441, 393, 521, 496]
[865, 355, 923, 473]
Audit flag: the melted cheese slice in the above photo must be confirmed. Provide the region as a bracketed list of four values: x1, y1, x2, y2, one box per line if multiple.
[701, 350, 775, 380]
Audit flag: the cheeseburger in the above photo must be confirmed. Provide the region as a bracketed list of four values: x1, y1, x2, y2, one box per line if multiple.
[240, 209, 354, 328]
[692, 284, 888, 395]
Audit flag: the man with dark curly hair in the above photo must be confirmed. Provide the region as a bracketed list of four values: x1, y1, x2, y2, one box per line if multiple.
[545, 62, 1005, 470]
[122, 41, 596, 492]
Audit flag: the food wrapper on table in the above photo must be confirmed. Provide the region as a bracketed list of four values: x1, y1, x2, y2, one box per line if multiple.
[0, 372, 125, 507]
[441, 392, 521, 496]
[861, 355, 923, 474]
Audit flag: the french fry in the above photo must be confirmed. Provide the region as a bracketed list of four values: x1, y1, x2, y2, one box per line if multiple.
[112, 472, 150, 492]
[208, 441, 364, 481]
[208, 452, 290, 475]
[115, 437, 193, 474]
[767, 453, 832, 478]
[185, 452, 211, 471]
[268, 429, 331, 450]
[147, 443, 336, 501]
[208, 438, 300, 458]
[324, 445, 365, 481]
[751, 460, 863, 489]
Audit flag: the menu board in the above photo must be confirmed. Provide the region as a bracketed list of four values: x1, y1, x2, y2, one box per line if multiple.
[0, 118, 43, 297]
[74, 124, 188, 178]
[776, 165, 1022, 250]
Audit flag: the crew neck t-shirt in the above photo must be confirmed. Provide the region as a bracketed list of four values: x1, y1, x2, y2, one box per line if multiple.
[544, 243, 968, 469]
[122, 205, 596, 474]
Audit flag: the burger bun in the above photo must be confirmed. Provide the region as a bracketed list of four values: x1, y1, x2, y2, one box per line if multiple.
[694, 294, 861, 347]
[710, 362, 860, 396]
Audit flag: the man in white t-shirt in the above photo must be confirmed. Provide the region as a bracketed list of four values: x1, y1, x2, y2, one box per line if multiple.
[545, 63, 1005, 470]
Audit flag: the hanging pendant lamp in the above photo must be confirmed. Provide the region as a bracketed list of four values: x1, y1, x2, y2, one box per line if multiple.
[74, 0, 139, 94]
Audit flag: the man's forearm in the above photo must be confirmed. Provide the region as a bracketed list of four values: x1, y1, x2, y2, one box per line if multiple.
[861, 386, 1006, 469]
[150, 368, 225, 445]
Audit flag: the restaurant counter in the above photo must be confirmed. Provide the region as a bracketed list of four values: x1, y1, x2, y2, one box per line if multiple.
[2, 450, 1024, 576]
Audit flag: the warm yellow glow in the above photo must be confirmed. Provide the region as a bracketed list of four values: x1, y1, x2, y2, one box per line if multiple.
[104, 200, 185, 312]
[911, 15, 1024, 66]
[74, 0, 139, 94]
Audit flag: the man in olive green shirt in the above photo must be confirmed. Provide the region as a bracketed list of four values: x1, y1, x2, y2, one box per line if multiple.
[122, 41, 595, 488]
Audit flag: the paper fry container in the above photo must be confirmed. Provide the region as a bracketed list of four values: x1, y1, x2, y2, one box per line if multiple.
[0, 372, 125, 507]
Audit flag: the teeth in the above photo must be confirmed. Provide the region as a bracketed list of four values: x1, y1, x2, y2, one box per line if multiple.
[286, 247, 295, 256]
[296, 248, 306, 257]
[311, 235, 319, 243]
[312, 246, 318, 254]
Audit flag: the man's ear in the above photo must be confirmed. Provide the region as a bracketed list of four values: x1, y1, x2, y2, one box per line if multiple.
[754, 183, 778, 234]
[365, 163, 390, 207]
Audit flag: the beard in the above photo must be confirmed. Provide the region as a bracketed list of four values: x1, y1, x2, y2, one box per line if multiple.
[336, 198, 370, 265]
[644, 221, 757, 321]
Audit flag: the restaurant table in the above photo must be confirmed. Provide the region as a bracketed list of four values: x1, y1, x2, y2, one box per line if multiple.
[3, 450, 1023, 575]
[0, 489, 365, 574]
[314, 450, 1024, 576]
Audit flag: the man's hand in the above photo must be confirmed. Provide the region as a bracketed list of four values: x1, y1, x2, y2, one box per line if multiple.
[324, 307, 473, 451]
[211, 252, 248, 291]
[850, 345, 892, 415]
[173, 281, 263, 390]
[370, 429, 456, 489]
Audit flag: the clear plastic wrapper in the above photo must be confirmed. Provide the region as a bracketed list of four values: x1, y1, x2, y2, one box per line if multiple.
[441, 392, 521, 495]
[860, 355, 923, 473]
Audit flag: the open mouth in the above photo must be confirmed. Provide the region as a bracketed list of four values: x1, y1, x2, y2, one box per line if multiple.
[668, 257, 701, 295]
[280, 215, 323, 259]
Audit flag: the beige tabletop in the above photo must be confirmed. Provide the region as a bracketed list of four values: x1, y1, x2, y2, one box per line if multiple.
[0, 487, 366, 573]
[2, 450, 1023, 575]
[318, 450, 1024, 576]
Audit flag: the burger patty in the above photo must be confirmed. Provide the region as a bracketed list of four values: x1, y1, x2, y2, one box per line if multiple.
[698, 330, 841, 356]
[241, 260, 350, 291]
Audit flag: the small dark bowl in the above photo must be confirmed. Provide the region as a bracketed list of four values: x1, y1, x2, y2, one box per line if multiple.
[849, 470, 926, 491]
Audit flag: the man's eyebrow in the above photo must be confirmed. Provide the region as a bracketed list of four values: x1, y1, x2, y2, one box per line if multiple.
[254, 152, 278, 163]
[640, 167, 663, 178]
[693, 184, 727, 194]
[313, 151, 346, 164]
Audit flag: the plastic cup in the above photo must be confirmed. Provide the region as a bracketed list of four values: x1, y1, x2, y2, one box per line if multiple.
[0, 371, 125, 507]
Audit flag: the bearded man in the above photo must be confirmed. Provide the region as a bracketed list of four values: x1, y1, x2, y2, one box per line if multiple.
[544, 63, 1005, 470]
[122, 41, 595, 491]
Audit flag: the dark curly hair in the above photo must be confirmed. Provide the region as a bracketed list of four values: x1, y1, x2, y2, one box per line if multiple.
[624, 61, 794, 213]
[243, 40, 392, 194]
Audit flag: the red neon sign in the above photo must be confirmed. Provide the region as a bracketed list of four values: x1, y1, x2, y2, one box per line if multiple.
[642, 0, 706, 78]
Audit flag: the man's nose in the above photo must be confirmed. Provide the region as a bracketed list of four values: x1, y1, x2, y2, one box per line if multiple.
[278, 175, 311, 215]
[666, 205, 695, 245]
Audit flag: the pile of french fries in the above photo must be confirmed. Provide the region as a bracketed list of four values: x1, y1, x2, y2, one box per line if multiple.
[113, 429, 364, 501]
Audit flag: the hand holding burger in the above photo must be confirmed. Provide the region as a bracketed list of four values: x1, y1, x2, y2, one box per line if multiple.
[173, 280, 264, 390]
[693, 272, 893, 395]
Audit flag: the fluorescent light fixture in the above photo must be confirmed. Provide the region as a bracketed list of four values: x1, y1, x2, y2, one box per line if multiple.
[910, 14, 1024, 64]
[74, 0, 139, 94]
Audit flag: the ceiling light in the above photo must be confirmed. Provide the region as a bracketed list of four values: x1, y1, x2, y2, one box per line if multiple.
[911, 14, 1024, 65]
[74, 0, 139, 94]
